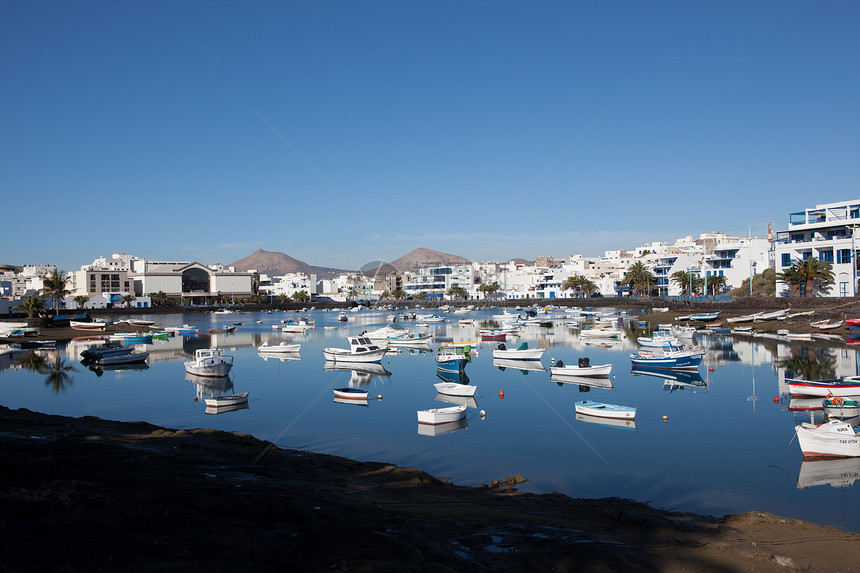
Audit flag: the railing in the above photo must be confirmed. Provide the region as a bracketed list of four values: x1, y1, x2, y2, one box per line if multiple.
[665, 295, 733, 303]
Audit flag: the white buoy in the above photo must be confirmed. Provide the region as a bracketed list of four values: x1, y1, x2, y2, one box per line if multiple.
[377, 395, 383, 400]
[479, 410, 486, 419]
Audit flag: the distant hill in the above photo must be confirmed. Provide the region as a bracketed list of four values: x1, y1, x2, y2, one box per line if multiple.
[367, 248, 472, 276]
[228, 249, 346, 278]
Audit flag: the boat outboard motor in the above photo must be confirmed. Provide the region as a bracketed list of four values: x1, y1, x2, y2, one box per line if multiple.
[578, 357, 590, 368]
[497, 343, 506, 350]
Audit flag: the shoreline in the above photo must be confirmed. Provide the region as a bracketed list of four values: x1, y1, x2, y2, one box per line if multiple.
[1, 404, 859, 571]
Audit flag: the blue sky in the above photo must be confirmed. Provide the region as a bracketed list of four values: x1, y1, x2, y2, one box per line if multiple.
[2, 1, 859, 272]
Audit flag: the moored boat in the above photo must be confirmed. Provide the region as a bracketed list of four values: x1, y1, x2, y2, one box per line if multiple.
[204, 392, 249, 408]
[491, 342, 546, 361]
[689, 312, 721, 321]
[549, 358, 612, 377]
[574, 400, 636, 419]
[321, 337, 387, 364]
[70, 320, 107, 331]
[787, 378, 860, 398]
[433, 382, 477, 397]
[823, 396, 860, 419]
[795, 420, 860, 458]
[629, 349, 704, 370]
[185, 348, 234, 377]
[416, 405, 467, 425]
[333, 387, 369, 401]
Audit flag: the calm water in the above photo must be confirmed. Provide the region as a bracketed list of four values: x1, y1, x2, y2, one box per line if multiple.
[2, 307, 859, 533]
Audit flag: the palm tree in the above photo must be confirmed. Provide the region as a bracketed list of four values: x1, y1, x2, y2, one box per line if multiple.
[73, 295, 89, 309]
[12, 296, 46, 318]
[41, 269, 70, 313]
[580, 278, 598, 297]
[562, 275, 583, 297]
[447, 285, 467, 300]
[705, 274, 727, 296]
[477, 281, 501, 300]
[121, 294, 135, 308]
[416, 292, 428, 301]
[621, 262, 656, 297]
[291, 290, 310, 302]
[150, 291, 169, 307]
[14, 350, 49, 373]
[391, 288, 406, 300]
[670, 271, 693, 295]
[795, 258, 835, 297]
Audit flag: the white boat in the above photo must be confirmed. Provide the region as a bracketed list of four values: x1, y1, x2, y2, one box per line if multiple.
[184, 348, 234, 378]
[579, 327, 622, 339]
[491, 342, 546, 360]
[811, 320, 844, 330]
[727, 313, 762, 324]
[337, 312, 348, 322]
[549, 359, 612, 377]
[332, 387, 369, 401]
[689, 312, 721, 321]
[418, 314, 446, 323]
[204, 392, 249, 408]
[754, 309, 789, 322]
[388, 332, 433, 347]
[321, 336, 388, 363]
[416, 405, 467, 425]
[823, 396, 860, 419]
[433, 382, 477, 397]
[637, 330, 681, 348]
[629, 349, 704, 370]
[785, 332, 813, 341]
[258, 341, 302, 353]
[787, 378, 860, 397]
[70, 320, 107, 331]
[574, 400, 636, 419]
[795, 420, 860, 457]
[282, 318, 315, 333]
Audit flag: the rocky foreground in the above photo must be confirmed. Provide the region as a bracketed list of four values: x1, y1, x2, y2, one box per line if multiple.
[1, 406, 858, 572]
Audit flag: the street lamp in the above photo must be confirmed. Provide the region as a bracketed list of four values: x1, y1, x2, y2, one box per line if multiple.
[750, 260, 757, 296]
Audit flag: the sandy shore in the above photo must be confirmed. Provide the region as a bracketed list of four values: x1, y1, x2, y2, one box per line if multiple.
[1, 405, 858, 572]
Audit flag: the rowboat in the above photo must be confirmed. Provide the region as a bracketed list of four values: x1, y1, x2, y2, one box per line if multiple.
[98, 351, 149, 365]
[204, 392, 249, 408]
[689, 312, 720, 321]
[787, 378, 860, 397]
[321, 337, 387, 364]
[433, 382, 477, 397]
[795, 420, 860, 457]
[629, 349, 704, 370]
[416, 405, 467, 425]
[332, 387, 369, 401]
[549, 359, 612, 377]
[491, 342, 546, 361]
[823, 396, 860, 419]
[70, 320, 107, 331]
[185, 348, 234, 377]
[753, 309, 789, 322]
[258, 341, 302, 353]
[727, 313, 762, 324]
[387, 332, 433, 347]
[574, 400, 636, 419]
[811, 320, 844, 330]
[207, 326, 236, 333]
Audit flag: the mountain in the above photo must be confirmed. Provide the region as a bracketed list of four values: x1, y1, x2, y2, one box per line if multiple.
[228, 249, 346, 278]
[367, 248, 472, 275]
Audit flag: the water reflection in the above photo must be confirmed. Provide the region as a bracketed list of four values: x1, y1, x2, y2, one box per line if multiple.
[417, 417, 468, 436]
[575, 412, 637, 431]
[777, 348, 837, 381]
[322, 362, 392, 386]
[186, 372, 233, 401]
[797, 457, 860, 489]
[630, 367, 708, 393]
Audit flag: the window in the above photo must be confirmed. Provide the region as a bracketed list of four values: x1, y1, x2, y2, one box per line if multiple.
[819, 250, 834, 263]
[839, 249, 852, 264]
[781, 253, 791, 267]
[802, 252, 811, 260]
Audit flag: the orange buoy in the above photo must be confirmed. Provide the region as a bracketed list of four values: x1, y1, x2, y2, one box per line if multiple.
[773, 396, 779, 403]
[499, 390, 505, 399]
[708, 367, 714, 372]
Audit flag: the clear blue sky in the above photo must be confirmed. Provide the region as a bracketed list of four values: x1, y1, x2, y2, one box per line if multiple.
[2, 1, 859, 272]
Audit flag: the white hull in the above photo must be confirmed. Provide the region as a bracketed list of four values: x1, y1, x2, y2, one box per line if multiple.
[549, 364, 612, 377]
[795, 421, 860, 457]
[492, 348, 546, 360]
[579, 329, 622, 339]
[321, 347, 387, 363]
[258, 342, 302, 353]
[205, 392, 249, 408]
[185, 363, 233, 377]
[417, 405, 467, 425]
[433, 382, 477, 397]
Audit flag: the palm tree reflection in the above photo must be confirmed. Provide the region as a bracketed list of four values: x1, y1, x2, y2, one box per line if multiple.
[776, 346, 837, 381]
[15, 351, 77, 393]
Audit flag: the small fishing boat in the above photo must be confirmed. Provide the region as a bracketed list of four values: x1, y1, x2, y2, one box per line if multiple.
[823, 396, 860, 419]
[98, 351, 149, 365]
[753, 309, 789, 322]
[185, 348, 234, 377]
[258, 341, 302, 353]
[787, 378, 860, 397]
[811, 320, 844, 330]
[549, 358, 612, 377]
[689, 312, 721, 321]
[337, 312, 348, 322]
[436, 346, 471, 373]
[321, 337, 387, 364]
[120, 333, 153, 344]
[727, 313, 762, 324]
[629, 349, 704, 370]
[333, 387, 369, 401]
[433, 382, 477, 397]
[204, 392, 249, 408]
[636, 330, 682, 348]
[574, 400, 636, 419]
[388, 331, 433, 347]
[795, 420, 860, 457]
[207, 326, 237, 333]
[416, 405, 467, 425]
[70, 320, 107, 331]
[492, 342, 546, 360]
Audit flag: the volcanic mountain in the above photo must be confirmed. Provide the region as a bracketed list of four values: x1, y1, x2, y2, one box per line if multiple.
[228, 249, 346, 278]
[366, 248, 471, 275]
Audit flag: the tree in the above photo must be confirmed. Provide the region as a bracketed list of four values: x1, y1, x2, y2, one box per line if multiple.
[447, 285, 467, 300]
[73, 295, 90, 309]
[705, 274, 727, 296]
[416, 292, 428, 301]
[477, 281, 501, 300]
[391, 288, 406, 300]
[621, 262, 656, 297]
[41, 269, 70, 313]
[12, 296, 46, 318]
[43, 355, 76, 393]
[121, 294, 135, 308]
[795, 258, 835, 297]
[291, 290, 310, 302]
[150, 291, 169, 307]
[670, 271, 694, 295]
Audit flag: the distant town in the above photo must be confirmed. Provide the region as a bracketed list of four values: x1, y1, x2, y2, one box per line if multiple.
[2, 198, 859, 314]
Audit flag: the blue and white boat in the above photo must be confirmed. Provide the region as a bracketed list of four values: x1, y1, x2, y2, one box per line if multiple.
[435, 346, 470, 372]
[636, 329, 681, 349]
[574, 400, 636, 419]
[629, 349, 704, 370]
[689, 312, 721, 321]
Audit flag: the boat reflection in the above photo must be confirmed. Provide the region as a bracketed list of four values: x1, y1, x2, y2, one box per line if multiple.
[575, 412, 637, 431]
[186, 372, 233, 401]
[492, 358, 547, 374]
[333, 396, 369, 408]
[550, 374, 613, 391]
[434, 393, 478, 409]
[436, 368, 470, 385]
[797, 457, 860, 489]
[323, 361, 392, 386]
[204, 401, 249, 415]
[788, 397, 824, 411]
[417, 417, 468, 436]
[258, 351, 302, 362]
[89, 362, 150, 376]
[630, 367, 708, 393]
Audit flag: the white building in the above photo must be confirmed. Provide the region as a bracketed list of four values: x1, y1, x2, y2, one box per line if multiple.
[404, 265, 474, 300]
[773, 199, 860, 297]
